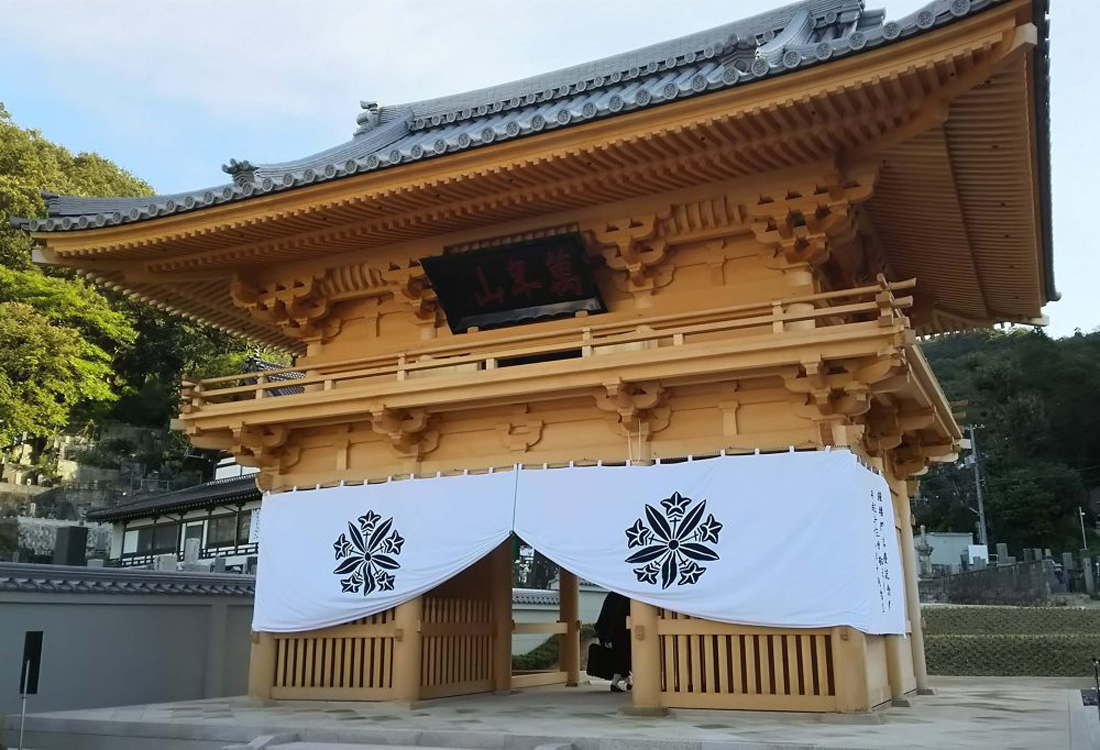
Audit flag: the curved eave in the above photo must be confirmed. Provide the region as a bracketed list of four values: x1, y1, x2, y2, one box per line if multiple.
[1030, 0, 1055, 302]
[13, 0, 1045, 270]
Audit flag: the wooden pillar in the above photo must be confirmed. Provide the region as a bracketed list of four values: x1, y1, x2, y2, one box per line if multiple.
[884, 632, 908, 704]
[895, 477, 931, 693]
[392, 595, 423, 703]
[628, 599, 665, 714]
[247, 631, 276, 700]
[559, 568, 580, 686]
[782, 265, 817, 331]
[490, 539, 513, 694]
[831, 626, 870, 713]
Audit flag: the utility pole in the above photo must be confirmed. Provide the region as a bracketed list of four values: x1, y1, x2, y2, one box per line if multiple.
[968, 424, 989, 548]
[1080, 506, 1089, 551]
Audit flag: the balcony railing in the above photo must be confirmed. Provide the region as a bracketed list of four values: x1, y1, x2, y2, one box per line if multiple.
[181, 278, 914, 411]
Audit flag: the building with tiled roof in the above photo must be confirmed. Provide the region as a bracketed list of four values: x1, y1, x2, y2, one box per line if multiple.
[87, 475, 261, 569]
[13, 0, 1054, 715]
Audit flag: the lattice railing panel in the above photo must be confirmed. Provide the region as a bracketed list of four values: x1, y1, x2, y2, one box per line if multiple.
[657, 609, 837, 711]
[420, 596, 494, 699]
[271, 609, 397, 699]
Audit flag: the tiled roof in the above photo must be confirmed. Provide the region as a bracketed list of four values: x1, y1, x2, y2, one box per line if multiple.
[0, 562, 255, 597]
[11, 0, 1034, 235]
[513, 588, 560, 606]
[244, 355, 304, 397]
[85, 475, 260, 523]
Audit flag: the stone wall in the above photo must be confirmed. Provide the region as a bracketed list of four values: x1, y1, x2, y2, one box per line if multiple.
[924, 605, 1100, 676]
[919, 559, 1053, 605]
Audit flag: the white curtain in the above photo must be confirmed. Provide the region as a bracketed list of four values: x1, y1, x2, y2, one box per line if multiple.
[252, 450, 904, 635]
[514, 450, 905, 634]
[252, 471, 515, 632]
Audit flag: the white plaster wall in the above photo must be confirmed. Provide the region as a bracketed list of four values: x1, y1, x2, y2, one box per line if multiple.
[511, 585, 609, 655]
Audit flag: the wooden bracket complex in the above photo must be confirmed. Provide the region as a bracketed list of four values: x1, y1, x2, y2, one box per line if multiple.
[594, 381, 671, 440]
[783, 353, 903, 447]
[229, 424, 301, 472]
[380, 261, 438, 324]
[369, 407, 440, 459]
[230, 271, 342, 342]
[496, 406, 544, 453]
[588, 213, 673, 303]
[749, 171, 875, 268]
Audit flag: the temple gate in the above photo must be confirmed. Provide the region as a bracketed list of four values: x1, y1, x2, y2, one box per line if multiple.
[16, 0, 1053, 713]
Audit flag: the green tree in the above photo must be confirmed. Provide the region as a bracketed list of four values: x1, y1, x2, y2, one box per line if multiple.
[915, 328, 1100, 552]
[0, 102, 153, 269]
[111, 306, 281, 426]
[0, 102, 266, 438]
[0, 103, 148, 437]
[0, 302, 114, 444]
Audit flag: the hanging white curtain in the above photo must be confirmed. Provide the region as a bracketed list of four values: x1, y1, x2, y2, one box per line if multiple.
[252, 471, 515, 632]
[513, 450, 905, 635]
[253, 450, 903, 635]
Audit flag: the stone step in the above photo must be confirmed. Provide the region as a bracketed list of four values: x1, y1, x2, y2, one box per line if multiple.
[225, 739, 572, 750]
[276, 745, 469, 750]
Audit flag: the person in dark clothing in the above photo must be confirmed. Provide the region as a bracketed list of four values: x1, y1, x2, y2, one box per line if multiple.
[595, 591, 632, 691]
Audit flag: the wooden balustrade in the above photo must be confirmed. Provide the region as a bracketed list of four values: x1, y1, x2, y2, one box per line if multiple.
[270, 610, 398, 700]
[181, 279, 914, 410]
[419, 596, 494, 699]
[653, 609, 840, 711]
[510, 620, 571, 689]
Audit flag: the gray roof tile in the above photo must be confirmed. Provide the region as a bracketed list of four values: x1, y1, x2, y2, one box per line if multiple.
[85, 475, 260, 523]
[0, 562, 255, 597]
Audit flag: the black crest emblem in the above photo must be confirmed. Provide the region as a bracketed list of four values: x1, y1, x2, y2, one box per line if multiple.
[332, 511, 404, 595]
[624, 492, 722, 589]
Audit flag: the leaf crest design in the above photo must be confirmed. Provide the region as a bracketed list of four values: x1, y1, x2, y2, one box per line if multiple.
[624, 491, 721, 588]
[334, 512, 403, 596]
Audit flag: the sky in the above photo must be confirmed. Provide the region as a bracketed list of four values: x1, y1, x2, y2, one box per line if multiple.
[0, 0, 1096, 337]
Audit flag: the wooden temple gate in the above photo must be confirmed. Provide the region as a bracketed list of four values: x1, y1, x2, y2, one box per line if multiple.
[250, 539, 896, 712]
[22, 0, 1051, 715]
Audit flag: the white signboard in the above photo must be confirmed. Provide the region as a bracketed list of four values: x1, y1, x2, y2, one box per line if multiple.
[248, 508, 261, 545]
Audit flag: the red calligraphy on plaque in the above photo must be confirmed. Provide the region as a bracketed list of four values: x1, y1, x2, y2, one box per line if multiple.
[507, 257, 542, 300]
[474, 266, 505, 307]
[546, 249, 583, 296]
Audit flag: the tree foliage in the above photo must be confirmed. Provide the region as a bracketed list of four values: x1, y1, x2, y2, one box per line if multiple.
[916, 329, 1100, 551]
[0, 102, 153, 269]
[0, 102, 263, 441]
[0, 302, 115, 444]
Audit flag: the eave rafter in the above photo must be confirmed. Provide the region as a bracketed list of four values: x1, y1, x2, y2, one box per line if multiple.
[29, 4, 1039, 346]
[36, 7, 1026, 274]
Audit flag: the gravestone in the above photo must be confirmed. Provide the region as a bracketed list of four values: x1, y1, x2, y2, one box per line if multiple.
[1044, 548, 1053, 559]
[972, 557, 987, 570]
[1022, 548, 1032, 562]
[1033, 548, 1044, 563]
[1082, 556, 1097, 597]
[1062, 552, 1077, 592]
[916, 525, 934, 577]
[213, 556, 226, 574]
[183, 537, 200, 565]
[997, 543, 1010, 566]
